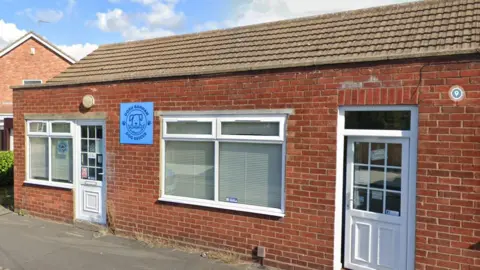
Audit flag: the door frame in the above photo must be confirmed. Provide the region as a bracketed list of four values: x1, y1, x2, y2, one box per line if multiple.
[74, 120, 107, 224]
[333, 106, 418, 270]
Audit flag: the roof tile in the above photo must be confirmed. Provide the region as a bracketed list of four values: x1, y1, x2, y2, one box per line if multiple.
[22, 0, 480, 88]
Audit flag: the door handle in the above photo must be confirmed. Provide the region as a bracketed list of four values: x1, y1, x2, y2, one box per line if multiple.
[346, 192, 354, 210]
[346, 199, 354, 210]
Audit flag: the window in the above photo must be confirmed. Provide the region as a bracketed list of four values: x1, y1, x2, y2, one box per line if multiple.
[27, 121, 73, 186]
[345, 111, 411, 130]
[161, 116, 286, 216]
[22, 80, 43, 85]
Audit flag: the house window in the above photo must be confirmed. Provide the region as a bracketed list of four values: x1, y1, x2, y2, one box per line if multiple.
[26, 121, 73, 186]
[345, 111, 411, 130]
[161, 116, 286, 216]
[23, 80, 42, 85]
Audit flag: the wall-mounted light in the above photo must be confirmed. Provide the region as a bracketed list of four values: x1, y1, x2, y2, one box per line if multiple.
[82, 95, 95, 109]
[30, 47, 35, 55]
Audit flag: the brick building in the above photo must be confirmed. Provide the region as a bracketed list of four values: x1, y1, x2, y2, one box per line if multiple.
[0, 32, 75, 150]
[12, 1, 479, 270]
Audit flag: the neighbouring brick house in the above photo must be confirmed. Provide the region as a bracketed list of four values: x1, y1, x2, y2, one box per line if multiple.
[0, 32, 75, 150]
[12, 1, 479, 270]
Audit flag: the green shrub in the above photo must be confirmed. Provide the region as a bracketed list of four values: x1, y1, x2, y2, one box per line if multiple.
[0, 151, 13, 186]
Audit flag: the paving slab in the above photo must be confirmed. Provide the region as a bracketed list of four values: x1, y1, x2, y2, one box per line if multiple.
[0, 211, 260, 270]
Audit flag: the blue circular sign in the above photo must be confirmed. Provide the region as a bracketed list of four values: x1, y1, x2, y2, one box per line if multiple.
[449, 86, 465, 102]
[121, 104, 152, 138]
[126, 108, 148, 136]
[57, 141, 68, 154]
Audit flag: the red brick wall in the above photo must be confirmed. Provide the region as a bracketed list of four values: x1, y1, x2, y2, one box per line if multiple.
[0, 38, 71, 110]
[13, 56, 480, 270]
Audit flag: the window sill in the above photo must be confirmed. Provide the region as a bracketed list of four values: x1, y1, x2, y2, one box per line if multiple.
[158, 196, 285, 218]
[24, 180, 73, 190]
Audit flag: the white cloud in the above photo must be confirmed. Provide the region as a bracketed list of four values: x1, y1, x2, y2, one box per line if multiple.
[94, 8, 174, 41]
[35, 9, 64, 23]
[66, 0, 76, 15]
[131, 0, 157, 5]
[94, 0, 182, 42]
[130, 0, 185, 30]
[0, 19, 97, 61]
[145, 2, 185, 29]
[96, 9, 131, 32]
[195, 0, 419, 31]
[58, 43, 98, 60]
[0, 19, 27, 48]
[123, 26, 173, 40]
[194, 21, 220, 32]
[17, 0, 77, 23]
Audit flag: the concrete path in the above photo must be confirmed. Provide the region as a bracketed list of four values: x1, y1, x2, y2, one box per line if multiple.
[0, 209, 257, 270]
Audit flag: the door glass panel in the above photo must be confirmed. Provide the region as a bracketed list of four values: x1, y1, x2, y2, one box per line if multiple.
[88, 157, 96, 166]
[96, 154, 103, 167]
[386, 192, 401, 216]
[96, 126, 103, 139]
[354, 142, 369, 164]
[96, 168, 103, 181]
[350, 140, 404, 216]
[81, 125, 104, 181]
[81, 153, 87, 166]
[88, 168, 96, 180]
[354, 165, 369, 187]
[353, 188, 367, 211]
[370, 167, 385, 189]
[96, 140, 103, 153]
[387, 144, 402, 167]
[386, 168, 402, 191]
[81, 139, 88, 152]
[371, 143, 386, 166]
[81, 126, 88, 138]
[88, 126, 95, 138]
[89, 140, 96, 152]
[369, 190, 384, 213]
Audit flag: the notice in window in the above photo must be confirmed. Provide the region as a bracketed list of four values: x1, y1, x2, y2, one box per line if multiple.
[56, 140, 69, 158]
[81, 167, 88, 179]
[386, 210, 400, 216]
[372, 190, 383, 200]
[226, 197, 238, 203]
[371, 149, 385, 161]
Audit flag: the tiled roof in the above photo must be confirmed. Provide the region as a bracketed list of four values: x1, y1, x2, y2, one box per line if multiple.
[24, 0, 480, 88]
[0, 31, 76, 64]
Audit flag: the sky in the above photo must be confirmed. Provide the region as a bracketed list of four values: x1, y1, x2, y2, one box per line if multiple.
[0, 0, 418, 60]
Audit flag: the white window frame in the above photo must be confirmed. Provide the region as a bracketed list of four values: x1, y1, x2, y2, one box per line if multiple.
[25, 120, 74, 189]
[160, 115, 287, 217]
[163, 117, 216, 139]
[333, 105, 418, 270]
[217, 116, 285, 142]
[50, 120, 73, 136]
[22, 79, 43, 85]
[27, 121, 48, 135]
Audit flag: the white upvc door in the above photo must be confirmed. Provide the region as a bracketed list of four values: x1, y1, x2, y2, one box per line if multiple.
[344, 137, 409, 270]
[75, 121, 106, 224]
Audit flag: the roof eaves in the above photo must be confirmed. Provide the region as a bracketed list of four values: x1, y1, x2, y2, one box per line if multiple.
[12, 47, 480, 90]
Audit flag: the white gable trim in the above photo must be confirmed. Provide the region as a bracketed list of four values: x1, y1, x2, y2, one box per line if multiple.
[0, 32, 76, 64]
